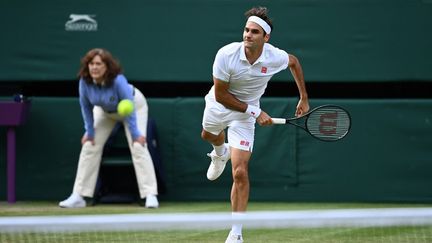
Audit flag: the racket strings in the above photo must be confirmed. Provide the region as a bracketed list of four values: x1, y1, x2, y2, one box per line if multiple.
[306, 107, 351, 141]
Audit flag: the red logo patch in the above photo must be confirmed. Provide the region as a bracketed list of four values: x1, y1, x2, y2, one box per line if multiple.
[240, 140, 250, 146]
[261, 67, 267, 73]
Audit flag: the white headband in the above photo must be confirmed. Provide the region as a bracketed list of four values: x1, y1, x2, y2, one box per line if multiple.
[247, 16, 271, 34]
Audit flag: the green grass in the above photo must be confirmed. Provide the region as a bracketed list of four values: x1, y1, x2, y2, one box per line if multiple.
[1, 202, 432, 242]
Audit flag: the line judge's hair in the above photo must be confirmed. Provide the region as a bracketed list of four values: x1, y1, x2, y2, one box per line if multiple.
[244, 6, 273, 35]
[78, 48, 123, 86]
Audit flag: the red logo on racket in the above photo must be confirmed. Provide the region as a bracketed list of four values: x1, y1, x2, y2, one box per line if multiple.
[319, 112, 338, 135]
[261, 67, 267, 73]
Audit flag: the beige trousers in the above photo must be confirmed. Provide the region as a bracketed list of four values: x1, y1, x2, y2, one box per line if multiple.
[72, 88, 158, 199]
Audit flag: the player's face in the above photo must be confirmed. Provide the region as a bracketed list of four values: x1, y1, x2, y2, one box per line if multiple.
[88, 55, 107, 82]
[243, 22, 269, 50]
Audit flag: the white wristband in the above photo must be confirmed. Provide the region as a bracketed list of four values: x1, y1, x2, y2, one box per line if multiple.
[245, 105, 261, 118]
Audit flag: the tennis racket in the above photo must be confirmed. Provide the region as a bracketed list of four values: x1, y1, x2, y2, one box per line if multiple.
[271, 105, 351, 142]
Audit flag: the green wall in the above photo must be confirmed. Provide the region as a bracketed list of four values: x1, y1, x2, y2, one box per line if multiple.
[1, 0, 431, 82]
[1, 97, 431, 202]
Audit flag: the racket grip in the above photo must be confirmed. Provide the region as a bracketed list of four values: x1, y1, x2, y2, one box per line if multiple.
[271, 118, 286, 124]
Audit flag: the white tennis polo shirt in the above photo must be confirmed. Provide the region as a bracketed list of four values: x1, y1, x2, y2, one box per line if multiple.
[209, 42, 289, 106]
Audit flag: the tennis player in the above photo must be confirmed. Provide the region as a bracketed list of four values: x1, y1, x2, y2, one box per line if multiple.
[201, 7, 309, 243]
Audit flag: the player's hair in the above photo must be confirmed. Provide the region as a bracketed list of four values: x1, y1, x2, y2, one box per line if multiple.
[244, 6, 273, 36]
[78, 48, 122, 86]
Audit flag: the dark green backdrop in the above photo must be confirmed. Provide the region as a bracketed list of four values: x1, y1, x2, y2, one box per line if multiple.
[1, 0, 431, 82]
[1, 97, 431, 202]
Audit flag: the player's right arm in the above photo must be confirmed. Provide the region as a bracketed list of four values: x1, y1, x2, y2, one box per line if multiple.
[213, 77, 246, 112]
[213, 77, 272, 126]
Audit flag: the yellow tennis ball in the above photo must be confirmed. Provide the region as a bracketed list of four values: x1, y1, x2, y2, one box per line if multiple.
[117, 99, 134, 117]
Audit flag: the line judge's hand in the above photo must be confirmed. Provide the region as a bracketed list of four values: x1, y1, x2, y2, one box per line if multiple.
[256, 111, 273, 126]
[134, 135, 147, 146]
[81, 135, 95, 145]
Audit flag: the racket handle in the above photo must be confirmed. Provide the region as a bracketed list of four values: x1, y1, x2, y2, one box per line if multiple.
[271, 118, 286, 124]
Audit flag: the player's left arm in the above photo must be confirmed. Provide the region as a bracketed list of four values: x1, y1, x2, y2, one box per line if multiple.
[288, 54, 310, 116]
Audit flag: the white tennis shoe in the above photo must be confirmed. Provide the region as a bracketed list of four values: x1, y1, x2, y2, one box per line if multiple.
[206, 143, 231, 180]
[225, 231, 243, 243]
[59, 193, 86, 208]
[145, 194, 159, 208]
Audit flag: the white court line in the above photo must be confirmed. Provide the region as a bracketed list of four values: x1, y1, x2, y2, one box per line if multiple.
[1, 208, 432, 232]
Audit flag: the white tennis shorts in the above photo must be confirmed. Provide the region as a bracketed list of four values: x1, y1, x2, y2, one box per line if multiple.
[202, 96, 256, 152]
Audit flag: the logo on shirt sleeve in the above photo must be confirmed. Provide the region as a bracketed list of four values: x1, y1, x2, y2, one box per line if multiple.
[261, 67, 267, 73]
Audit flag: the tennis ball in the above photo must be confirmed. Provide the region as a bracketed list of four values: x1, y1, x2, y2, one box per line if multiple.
[117, 99, 134, 117]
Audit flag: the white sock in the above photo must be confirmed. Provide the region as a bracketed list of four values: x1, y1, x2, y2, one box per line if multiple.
[231, 224, 242, 236]
[231, 212, 245, 235]
[213, 144, 226, 156]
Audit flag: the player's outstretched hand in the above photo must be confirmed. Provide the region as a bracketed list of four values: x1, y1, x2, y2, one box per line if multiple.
[295, 98, 310, 117]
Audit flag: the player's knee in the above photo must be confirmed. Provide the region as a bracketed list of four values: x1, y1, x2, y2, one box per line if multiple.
[201, 130, 208, 140]
[201, 130, 215, 142]
[233, 167, 248, 182]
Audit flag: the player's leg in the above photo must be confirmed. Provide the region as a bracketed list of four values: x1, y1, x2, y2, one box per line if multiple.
[201, 97, 229, 149]
[60, 107, 116, 208]
[201, 129, 231, 180]
[124, 88, 159, 208]
[201, 103, 231, 180]
[225, 121, 254, 243]
[230, 148, 251, 212]
[225, 148, 250, 243]
[201, 128, 229, 157]
[201, 129, 225, 146]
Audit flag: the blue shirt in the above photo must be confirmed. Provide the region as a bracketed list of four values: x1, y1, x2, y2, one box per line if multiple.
[79, 74, 141, 139]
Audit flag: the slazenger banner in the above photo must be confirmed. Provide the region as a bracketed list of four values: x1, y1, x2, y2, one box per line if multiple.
[0, 0, 431, 82]
[65, 14, 98, 32]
